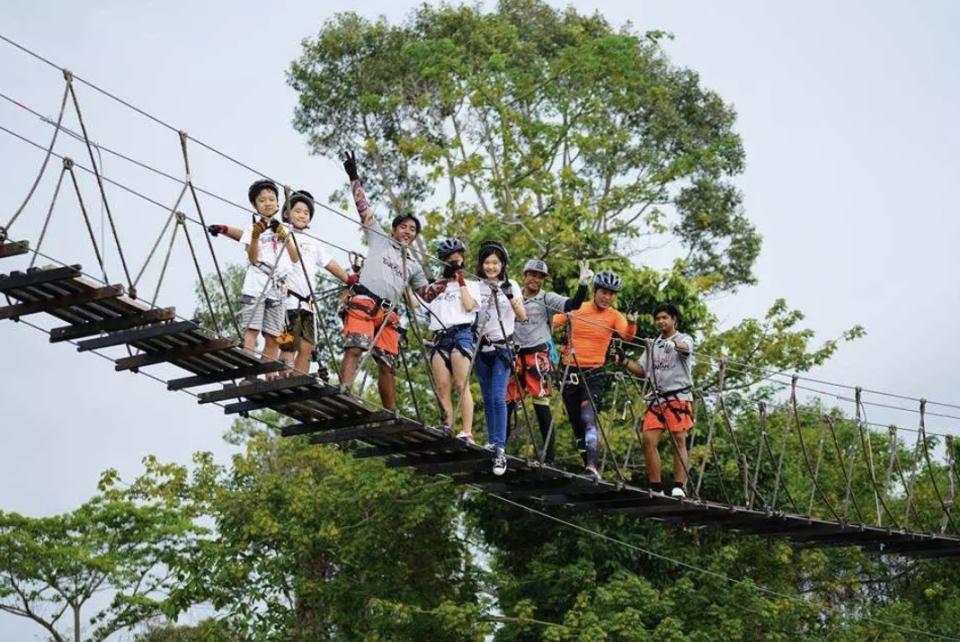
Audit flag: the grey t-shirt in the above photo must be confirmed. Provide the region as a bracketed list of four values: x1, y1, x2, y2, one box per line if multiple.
[641, 332, 695, 402]
[514, 290, 569, 349]
[357, 226, 428, 302]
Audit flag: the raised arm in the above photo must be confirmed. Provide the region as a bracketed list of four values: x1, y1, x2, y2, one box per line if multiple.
[343, 151, 376, 229]
[207, 224, 244, 242]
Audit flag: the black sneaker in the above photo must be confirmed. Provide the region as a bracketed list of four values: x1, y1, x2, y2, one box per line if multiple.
[492, 448, 508, 476]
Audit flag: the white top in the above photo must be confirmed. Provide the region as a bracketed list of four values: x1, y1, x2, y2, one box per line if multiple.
[239, 221, 292, 300]
[281, 232, 332, 311]
[477, 279, 521, 345]
[424, 280, 481, 331]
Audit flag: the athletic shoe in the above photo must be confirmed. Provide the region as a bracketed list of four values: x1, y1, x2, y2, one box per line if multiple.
[584, 465, 601, 482]
[670, 486, 687, 499]
[484, 442, 497, 452]
[456, 431, 475, 444]
[492, 448, 508, 476]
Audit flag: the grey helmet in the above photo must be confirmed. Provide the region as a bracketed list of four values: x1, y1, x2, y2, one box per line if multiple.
[522, 259, 549, 275]
[436, 237, 466, 260]
[593, 270, 623, 292]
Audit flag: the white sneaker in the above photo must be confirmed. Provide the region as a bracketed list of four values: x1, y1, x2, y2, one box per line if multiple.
[492, 448, 508, 476]
[484, 442, 496, 452]
[584, 465, 601, 482]
[670, 486, 687, 498]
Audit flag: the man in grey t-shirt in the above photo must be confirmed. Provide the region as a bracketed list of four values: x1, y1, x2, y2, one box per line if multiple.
[618, 303, 696, 497]
[338, 151, 433, 411]
[506, 259, 591, 464]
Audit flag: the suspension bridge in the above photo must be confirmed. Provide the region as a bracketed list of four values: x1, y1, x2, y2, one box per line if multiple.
[1, 35, 959, 560]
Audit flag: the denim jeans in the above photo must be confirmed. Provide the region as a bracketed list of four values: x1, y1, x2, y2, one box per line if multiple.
[476, 347, 512, 448]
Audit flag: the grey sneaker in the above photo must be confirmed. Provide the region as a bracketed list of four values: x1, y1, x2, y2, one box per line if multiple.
[584, 465, 601, 482]
[492, 448, 508, 476]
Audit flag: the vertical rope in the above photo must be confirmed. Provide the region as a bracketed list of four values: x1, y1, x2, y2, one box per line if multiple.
[789, 376, 843, 522]
[67, 78, 135, 297]
[4, 76, 70, 237]
[855, 387, 899, 529]
[64, 160, 107, 283]
[749, 402, 768, 510]
[806, 420, 828, 516]
[824, 415, 865, 524]
[149, 214, 180, 307]
[180, 214, 221, 335]
[178, 132, 241, 337]
[715, 359, 761, 505]
[27, 164, 67, 270]
[943, 435, 956, 534]
[134, 183, 187, 288]
[917, 399, 958, 533]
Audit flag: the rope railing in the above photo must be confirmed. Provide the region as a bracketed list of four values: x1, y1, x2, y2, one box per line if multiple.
[1, 38, 959, 537]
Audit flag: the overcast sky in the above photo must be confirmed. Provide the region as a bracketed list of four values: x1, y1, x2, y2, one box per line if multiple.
[2, 1, 958, 638]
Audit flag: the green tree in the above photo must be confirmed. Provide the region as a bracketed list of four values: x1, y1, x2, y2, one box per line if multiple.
[0, 475, 204, 642]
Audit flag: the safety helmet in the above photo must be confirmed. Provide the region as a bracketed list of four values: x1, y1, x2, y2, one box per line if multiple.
[283, 190, 315, 221]
[391, 213, 422, 235]
[477, 241, 509, 281]
[436, 237, 466, 260]
[248, 179, 278, 205]
[522, 258, 548, 275]
[593, 270, 623, 292]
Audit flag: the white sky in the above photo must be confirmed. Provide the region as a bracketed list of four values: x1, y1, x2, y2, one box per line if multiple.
[1, 1, 958, 638]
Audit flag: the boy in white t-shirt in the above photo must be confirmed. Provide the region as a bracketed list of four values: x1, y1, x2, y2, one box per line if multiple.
[207, 179, 299, 372]
[421, 238, 480, 441]
[277, 191, 351, 377]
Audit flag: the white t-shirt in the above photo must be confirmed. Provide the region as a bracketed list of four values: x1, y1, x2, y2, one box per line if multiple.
[239, 221, 291, 300]
[477, 279, 521, 344]
[282, 232, 332, 311]
[424, 280, 481, 331]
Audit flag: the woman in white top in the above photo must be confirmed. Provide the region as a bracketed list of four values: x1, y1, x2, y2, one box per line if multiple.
[423, 238, 479, 441]
[474, 241, 526, 475]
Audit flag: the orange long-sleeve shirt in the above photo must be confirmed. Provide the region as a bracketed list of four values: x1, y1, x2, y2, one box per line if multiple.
[552, 302, 636, 368]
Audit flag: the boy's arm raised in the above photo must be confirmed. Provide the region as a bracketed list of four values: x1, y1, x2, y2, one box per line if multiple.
[342, 151, 376, 229]
[208, 225, 243, 242]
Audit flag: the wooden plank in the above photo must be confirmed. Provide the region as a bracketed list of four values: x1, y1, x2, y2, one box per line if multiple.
[307, 421, 420, 444]
[542, 491, 641, 507]
[50, 307, 176, 342]
[0, 240, 29, 259]
[495, 480, 598, 499]
[0, 284, 123, 320]
[115, 337, 237, 371]
[610, 502, 711, 517]
[76, 319, 197, 351]
[0, 264, 80, 290]
[386, 451, 486, 469]
[197, 374, 318, 404]
[353, 438, 464, 459]
[409, 458, 495, 475]
[222, 386, 336, 414]
[166, 361, 286, 390]
[281, 409, 396, 437]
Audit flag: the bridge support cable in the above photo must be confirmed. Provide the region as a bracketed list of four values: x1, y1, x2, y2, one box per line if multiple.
[855, 387, 900, 529]
[918, 400, 958, 534]
[790, 377, 845, 524]
[3, 77, 70, 239]
[177, 132, 241, 338]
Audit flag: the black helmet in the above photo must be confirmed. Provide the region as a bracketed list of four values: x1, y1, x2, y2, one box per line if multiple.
[248, 179, 278, 205]
[284, 190, 315, 221]
[391, 213, 422, 234]
[593, 270, 623, 292]
[477, 241, 509, 280]
[436, 237, 466, 260]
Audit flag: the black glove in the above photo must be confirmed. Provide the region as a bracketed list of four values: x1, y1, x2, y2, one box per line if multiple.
[207, 224, 228, 237]
[442, 260, 463, 279]
[342, 150, 359, 182]
[500, 280, 514, 300]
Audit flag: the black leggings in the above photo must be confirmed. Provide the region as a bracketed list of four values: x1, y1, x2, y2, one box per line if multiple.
[561, 368, 608, 466]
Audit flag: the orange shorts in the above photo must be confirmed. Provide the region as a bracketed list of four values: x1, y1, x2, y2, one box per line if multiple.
[643, 400, 694, 433]
[506, 350, 552, 403]
[342, 295, 400, 359]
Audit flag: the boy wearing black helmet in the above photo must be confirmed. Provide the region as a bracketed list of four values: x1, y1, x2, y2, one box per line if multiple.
[208, 179, 299, 373]
[617, 303, 695, 497]
[552, 270, 636, 480]
[278, 191, 351, 377]
[505, 258, 592, 464]
[422, 238, 480, 440]
[339, 151, 432, 410]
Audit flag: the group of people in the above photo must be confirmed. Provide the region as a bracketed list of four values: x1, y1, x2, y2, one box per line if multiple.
[208, 153, 696, 497]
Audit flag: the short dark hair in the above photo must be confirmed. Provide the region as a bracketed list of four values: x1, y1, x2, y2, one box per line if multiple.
[653, 303, 680, 324]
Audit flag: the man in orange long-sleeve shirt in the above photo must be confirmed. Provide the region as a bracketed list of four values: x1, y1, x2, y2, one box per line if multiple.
[552, 270, 636, 479]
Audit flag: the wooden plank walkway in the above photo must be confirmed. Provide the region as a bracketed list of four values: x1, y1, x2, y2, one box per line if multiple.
[2, 259, 959, 558]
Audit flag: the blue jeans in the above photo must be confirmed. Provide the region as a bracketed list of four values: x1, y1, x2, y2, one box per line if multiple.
[476, 348, 512, 448]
